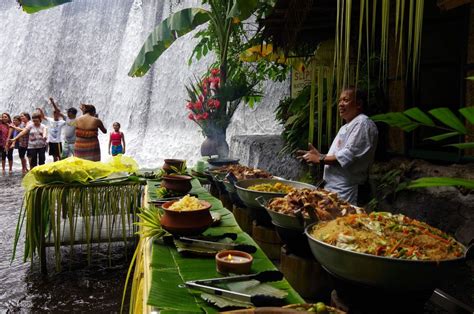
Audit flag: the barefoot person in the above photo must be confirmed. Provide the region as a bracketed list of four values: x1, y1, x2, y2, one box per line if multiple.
[10, 115, 29, 174]
[297, 87, 378, 205]
[108, 122, 125, 156]
[1, 113, 13, 175]
[48, 97, 77, 159]
[74, 104, 106, 161]
[10, 113, 48, 169]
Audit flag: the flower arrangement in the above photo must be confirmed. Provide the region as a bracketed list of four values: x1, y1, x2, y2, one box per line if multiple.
[185, 68, 228, 137]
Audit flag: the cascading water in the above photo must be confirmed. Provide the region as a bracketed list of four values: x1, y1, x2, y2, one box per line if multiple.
[0, 0, 287, 168]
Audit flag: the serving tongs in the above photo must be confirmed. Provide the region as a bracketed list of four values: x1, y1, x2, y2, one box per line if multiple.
[177, 236, 257, 253]
[185, 271, 286, 307]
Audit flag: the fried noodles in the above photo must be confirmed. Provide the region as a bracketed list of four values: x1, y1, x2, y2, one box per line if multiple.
[311, 212, 464, 260]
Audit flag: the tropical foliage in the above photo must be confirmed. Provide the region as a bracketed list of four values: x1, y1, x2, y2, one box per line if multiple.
[372, 106, 474, 189]
[17, 0, 72, 13]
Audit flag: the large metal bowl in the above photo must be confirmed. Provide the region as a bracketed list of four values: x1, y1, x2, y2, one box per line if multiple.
[235, 179, 316, 209]
[256, 196, 314, 231]
[305, 222, 472, 292]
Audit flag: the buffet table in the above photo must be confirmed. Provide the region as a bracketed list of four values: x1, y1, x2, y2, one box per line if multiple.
[130, 179, 304, 313]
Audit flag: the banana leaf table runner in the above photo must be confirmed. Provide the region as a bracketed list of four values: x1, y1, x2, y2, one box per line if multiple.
[143, 180, 304, 313]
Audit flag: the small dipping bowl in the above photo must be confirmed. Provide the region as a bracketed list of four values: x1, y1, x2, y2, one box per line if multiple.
[215, 250, 253, 275]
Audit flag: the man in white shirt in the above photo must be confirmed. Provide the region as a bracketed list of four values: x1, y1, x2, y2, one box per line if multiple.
[46, 111, 66, 162]
[297, 87, 378, 204]
[49, 97, 77, 158]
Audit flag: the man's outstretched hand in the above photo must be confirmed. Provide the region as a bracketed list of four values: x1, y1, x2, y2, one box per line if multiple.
[296, 143, 321, 164]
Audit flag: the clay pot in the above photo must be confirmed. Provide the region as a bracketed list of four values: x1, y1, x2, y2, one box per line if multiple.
[160, 200, 213, 236]
[161, 175, 193, 193]
[162, 159, 186, 174]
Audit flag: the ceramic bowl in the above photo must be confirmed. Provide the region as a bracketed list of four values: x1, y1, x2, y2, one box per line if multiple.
[160, 200, 213, 236]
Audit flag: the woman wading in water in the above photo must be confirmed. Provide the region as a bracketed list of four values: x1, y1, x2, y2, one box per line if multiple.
[74, 104, 106, 161]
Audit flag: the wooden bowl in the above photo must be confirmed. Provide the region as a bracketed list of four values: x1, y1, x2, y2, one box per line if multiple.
[160, 200, 213, 236]
[161, 174, 193, 193]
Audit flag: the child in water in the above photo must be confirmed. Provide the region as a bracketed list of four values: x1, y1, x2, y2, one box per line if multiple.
[108, 122, 125, 156]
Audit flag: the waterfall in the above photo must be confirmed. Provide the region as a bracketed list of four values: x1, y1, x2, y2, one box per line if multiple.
[0, 0, 287, 168]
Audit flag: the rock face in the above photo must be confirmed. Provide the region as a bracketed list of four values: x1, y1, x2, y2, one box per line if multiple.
[371, 158, 474, 245]
[229, 135, 306, 181]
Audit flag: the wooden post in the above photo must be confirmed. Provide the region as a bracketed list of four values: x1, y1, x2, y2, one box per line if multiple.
[252, 221, 281, 260]
[36, 188, 47, 275]
[280, 245, 331, 299]
[232, 205, 253, 235]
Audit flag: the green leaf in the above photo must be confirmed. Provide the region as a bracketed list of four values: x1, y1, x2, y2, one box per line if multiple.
[466, 76, 474, 81]
[201, 293, 253, 309]
[447, 142, 474, 150]
[19, 0, 72, 13]
[371, 112, 419, 132]
[428, 108, 467, 134]
[228, 0, 259, 21]
[129, 8, 211, 77]
[403, 107, 435, 126]
[408, 177, 474, 189]
[459, 107, 474, 125]
[424, 132, 460, 141]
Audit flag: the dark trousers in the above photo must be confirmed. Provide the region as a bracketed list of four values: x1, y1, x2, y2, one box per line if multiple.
[27, 147, 46, 168]
[1, 148, 13, 161]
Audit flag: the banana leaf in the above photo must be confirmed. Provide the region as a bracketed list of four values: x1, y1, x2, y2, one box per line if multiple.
[145, 180, 304, 312]
[128, 8, 211, 77]
[459, 107, 474, 125]
[428, 108, 467, 134]
[408, 177, 474, 190]
[228, 0, 259, 21]
[200, 280, 287, 309]
[18, 0, 72, 13]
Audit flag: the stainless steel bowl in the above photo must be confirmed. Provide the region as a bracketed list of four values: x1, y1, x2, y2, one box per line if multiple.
[305, 222, 471, 291]
[235, 178, 316, 209]
[256, 196, 314, 231]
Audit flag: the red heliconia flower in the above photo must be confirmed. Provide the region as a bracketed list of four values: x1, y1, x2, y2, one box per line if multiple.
[194, 100, 203, 111]
[198, 95, 204, 102]
[186, 102, 194, 110]
[195, 114, 203, 120]
[211, 68, 220, 77]
[202, 112, 209, 119]
[188, 113, 195, 120]
[207, 99, 214, 108]
[213, 99, 220, 109]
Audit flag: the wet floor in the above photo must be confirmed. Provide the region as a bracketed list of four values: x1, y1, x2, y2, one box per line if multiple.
[0, 171, 133, 313]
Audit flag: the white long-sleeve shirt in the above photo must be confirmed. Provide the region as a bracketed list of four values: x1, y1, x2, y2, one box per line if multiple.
[323, 113, 378, 204]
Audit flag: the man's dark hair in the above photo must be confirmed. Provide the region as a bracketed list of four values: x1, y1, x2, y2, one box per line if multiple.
[344, 86, 368, 109]
[67, 107, 78, 115]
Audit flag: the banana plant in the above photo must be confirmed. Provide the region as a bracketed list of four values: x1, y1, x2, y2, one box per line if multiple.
[17, 0, 72, 13]
[128, 0, 259, 80]
[371, 106, 474, 189]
